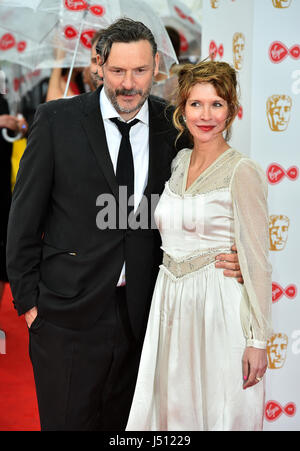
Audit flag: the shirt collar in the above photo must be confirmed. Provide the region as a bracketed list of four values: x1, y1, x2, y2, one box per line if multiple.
[100, 87, 149, 125]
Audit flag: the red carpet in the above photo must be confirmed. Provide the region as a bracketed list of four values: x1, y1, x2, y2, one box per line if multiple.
[0, 283, 40, 431]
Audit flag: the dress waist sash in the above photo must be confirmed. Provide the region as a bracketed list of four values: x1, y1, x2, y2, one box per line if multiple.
[162, 248, 231, 278]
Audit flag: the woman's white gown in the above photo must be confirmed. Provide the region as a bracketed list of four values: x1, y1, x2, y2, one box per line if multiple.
[126, 148, 272, 431]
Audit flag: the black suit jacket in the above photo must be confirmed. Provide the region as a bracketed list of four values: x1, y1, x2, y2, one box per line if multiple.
[6, 87, 190, 340]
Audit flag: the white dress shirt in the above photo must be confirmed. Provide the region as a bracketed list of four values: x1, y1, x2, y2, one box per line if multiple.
[99, 88, 150, 285]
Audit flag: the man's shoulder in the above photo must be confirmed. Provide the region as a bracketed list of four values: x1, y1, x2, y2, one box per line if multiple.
[38, 91, 94, 118]
[149, 94, 174, 113]
[148, 94, 175, 129]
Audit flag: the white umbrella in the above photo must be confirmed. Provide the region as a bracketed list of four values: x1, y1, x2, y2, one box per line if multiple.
[148, 0, 202, 62]
[0, 0, 178, 74]
[1, 61, 50, 114]
[0, 60, 50, 142]
[0, 0, 179, 140]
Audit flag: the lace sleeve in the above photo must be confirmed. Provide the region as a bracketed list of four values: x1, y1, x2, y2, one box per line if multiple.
[171, 148, 190, 172]
[230, 158, 273, 349]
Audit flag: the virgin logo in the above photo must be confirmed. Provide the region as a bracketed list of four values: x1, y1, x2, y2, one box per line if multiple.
[80, 30, 95, 49]
[89, 5, 105, 16]
[237, 105, 243, 119]
[0, 33, 16, 51]
[64, 0, 88, 10]
[64, 25, 78, 40]
[64, 0, 105, 16]
[266, 163, 299, 184]
[209, 41, 224, 60]
[269, 41, 300, 63]
[64, 26, 95, 48]
[174, 6, 195, 25]
[179, 32, 189, 53]
[17, 41, 27, 53]
[0, 33, 27, 53]
[13, 69, 41, 92]
[272, 282, 297, 303]
[265, 401, 296, 422]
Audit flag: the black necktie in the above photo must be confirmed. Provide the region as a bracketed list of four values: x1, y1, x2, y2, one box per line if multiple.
[110, 117, 139, 220]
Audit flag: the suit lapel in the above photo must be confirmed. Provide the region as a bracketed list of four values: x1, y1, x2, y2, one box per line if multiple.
[79, 87, 120, 201]
[143, 97, 173, 199]
[79, 90, 173, 214]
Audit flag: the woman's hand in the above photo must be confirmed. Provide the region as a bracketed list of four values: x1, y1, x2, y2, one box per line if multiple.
[0, 114, 28, 135]
[215, 244, 244, 284]
[242, 347, 268, 389]
[24, 306, 38, 329]
[0, 114, 19, 131]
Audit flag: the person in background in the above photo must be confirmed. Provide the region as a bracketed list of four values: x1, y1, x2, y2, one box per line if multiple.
[151, 26, 182, 104]
[127, 60, 272, 431]
[46, 49, 85, 101]
[0, 94, 27, 323]
[83, 29, 104, 92]
[7, 21, 242, 431]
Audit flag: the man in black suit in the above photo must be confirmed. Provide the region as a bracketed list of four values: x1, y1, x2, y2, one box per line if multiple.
[6, 19, 241, 431]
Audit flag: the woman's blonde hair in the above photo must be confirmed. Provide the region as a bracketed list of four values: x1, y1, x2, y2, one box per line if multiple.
[173, 60, 240, 143]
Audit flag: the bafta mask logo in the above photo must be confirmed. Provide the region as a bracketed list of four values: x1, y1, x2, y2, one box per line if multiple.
[210, 0, 220, 8]
[266, 95, 292, 132]
[269, 215, 290, 251]
[267, 333, 288, 369]
[272, 0, 292, 8]
[232, 32, 245, 70]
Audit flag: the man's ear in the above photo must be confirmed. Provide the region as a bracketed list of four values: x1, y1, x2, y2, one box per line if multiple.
[96, 54, 104, 78]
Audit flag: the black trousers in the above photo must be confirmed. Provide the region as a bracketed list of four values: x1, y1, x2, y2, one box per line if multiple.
[29, 287, 143, 431]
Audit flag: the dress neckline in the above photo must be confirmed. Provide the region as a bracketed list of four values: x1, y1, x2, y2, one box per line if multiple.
[183, 147, 233, 195]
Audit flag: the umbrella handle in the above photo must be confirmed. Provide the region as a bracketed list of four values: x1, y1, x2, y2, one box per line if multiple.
[1, 128, 23, 143]
[63, 11, 87, 98]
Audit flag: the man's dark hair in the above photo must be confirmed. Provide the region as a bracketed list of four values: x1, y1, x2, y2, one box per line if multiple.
[95, 18, 158, 65]
[91, 29, 104, 47]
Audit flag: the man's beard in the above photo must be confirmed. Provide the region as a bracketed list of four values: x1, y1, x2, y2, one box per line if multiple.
[104, 77, 154, 115]
[91, 71, 103, 89]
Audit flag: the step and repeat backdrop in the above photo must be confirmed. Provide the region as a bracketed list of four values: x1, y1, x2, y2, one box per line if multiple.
[202, 0, 299, 431]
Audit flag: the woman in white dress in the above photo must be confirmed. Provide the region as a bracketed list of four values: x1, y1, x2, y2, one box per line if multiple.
[126, 61, 272, 431]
